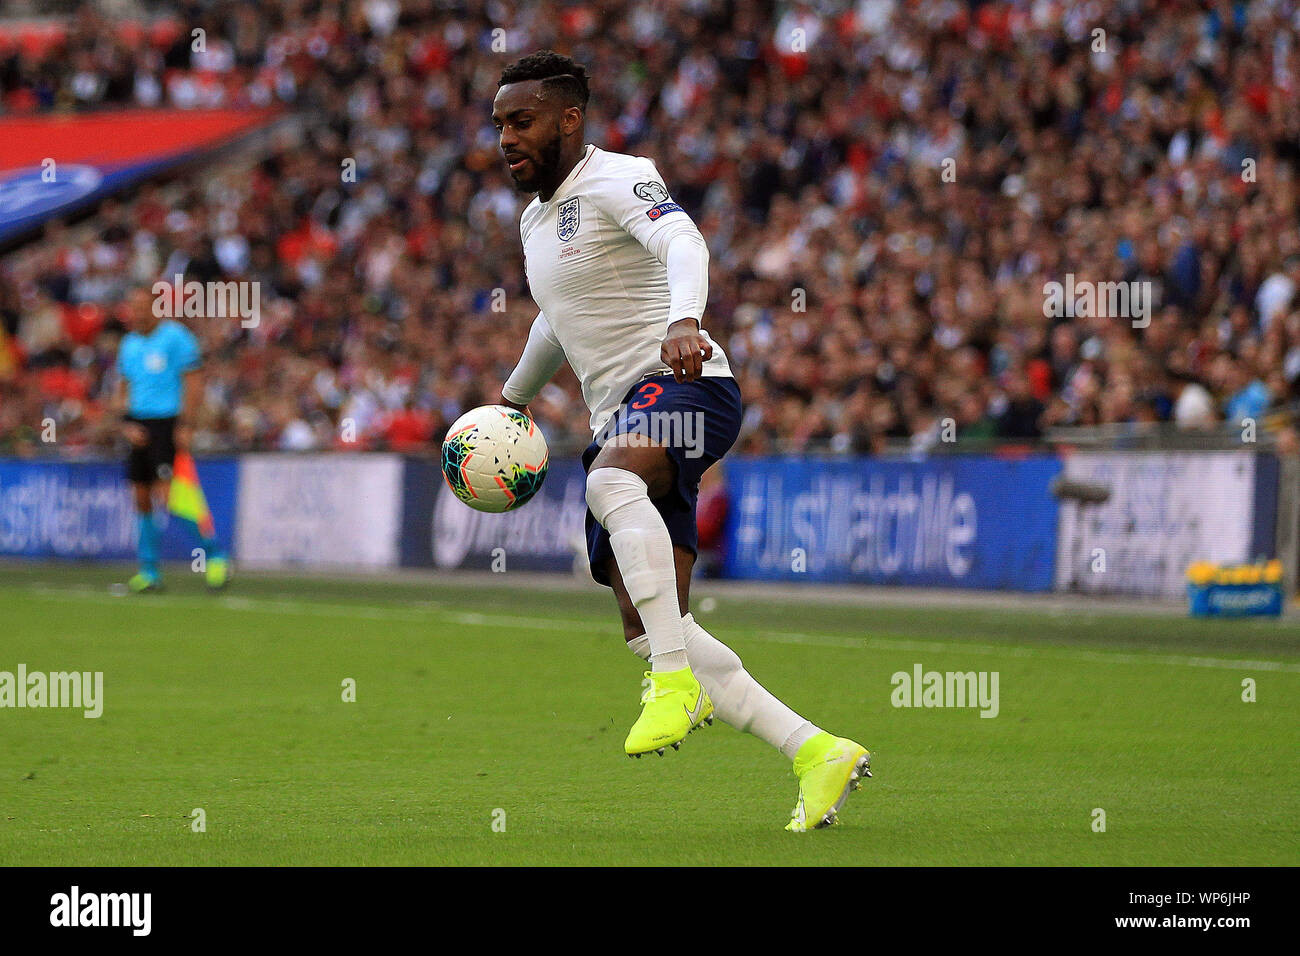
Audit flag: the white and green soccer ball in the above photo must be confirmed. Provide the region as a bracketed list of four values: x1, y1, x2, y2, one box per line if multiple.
[440, 405, 549, 513]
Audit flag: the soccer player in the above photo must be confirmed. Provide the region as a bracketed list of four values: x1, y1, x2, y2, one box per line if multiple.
[112, 286, 228, 592]
[493, 51, 870, 830]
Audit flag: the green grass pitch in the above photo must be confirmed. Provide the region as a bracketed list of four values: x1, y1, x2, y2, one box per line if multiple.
[1, 562, 1296, 866]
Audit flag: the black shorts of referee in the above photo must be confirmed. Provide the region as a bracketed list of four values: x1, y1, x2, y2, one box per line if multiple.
[125, 416, 177, 485]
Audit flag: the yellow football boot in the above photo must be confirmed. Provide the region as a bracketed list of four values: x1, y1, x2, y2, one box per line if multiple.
[625, 667, 714, 757]
[205, 555, 230, 591]
[785, 733, 872, 831]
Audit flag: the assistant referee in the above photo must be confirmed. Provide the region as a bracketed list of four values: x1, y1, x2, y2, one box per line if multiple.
[112, 285, 227, 591]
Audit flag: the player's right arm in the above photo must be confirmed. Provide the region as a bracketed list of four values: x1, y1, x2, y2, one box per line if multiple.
[500, 311, 565, 414]
[112, 350, 147, 447]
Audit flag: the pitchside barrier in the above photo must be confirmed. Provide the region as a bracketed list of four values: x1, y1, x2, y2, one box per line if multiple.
[0, 457, 238, 562]
[231, 454, 404, 569]
[0, 451, 1294, 599]
[719, 456, 1062, 590]
[1052, 451, 1283, 600]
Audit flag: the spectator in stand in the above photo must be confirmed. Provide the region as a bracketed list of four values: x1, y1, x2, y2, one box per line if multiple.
[1, 0, 1299, 457]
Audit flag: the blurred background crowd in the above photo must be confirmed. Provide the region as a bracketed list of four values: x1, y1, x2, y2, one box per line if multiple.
[2, 0, 1300, 457]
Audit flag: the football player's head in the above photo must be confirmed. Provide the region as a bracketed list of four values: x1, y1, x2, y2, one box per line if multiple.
[125, 285, 161, 334]
[494, 50, 590, 196]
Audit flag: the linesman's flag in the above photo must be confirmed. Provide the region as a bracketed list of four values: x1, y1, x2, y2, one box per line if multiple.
[168, 451, 215, 539]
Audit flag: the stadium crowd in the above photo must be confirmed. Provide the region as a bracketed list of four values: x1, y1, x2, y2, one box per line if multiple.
[2, 0, 1300, 458]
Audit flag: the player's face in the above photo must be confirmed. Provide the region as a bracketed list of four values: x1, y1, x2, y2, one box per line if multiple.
[128, 289, 160, 333]
[492, 81, 565, 194]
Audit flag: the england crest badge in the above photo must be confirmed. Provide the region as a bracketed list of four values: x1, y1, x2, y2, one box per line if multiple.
[557, 197, 580, 242]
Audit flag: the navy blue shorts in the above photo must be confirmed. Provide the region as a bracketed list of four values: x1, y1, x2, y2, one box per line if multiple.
[582, 374, 743, 588]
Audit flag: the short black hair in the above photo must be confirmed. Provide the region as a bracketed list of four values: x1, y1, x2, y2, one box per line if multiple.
[498, 50, 590, 112]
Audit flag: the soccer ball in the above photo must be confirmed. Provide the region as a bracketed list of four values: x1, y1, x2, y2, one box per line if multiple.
[441, 405, 549, 513]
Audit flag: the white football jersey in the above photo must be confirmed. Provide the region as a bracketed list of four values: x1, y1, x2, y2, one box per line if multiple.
[518, 144, 732, 433]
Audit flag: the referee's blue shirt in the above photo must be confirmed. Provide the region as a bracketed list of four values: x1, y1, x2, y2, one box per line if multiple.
[117, 320, 201, 419]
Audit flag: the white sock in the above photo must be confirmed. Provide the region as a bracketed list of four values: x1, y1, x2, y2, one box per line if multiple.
[587, 467, 689, 671]
[628, 615, 821, 759]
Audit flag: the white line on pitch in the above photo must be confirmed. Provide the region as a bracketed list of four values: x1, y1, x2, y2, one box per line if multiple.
[747, 629, 1300, 673]
[23, 585, 438, 623]
[16, 584, 1300, 673]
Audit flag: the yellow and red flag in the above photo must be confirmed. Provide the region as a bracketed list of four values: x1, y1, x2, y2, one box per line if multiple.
[168, 451, 215, 538]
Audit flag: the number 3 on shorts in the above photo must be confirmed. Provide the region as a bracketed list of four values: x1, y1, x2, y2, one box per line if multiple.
[632, 383, 663, 409]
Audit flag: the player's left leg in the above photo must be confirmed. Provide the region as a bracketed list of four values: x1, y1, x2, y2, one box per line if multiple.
[169, 435, 229, 590]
